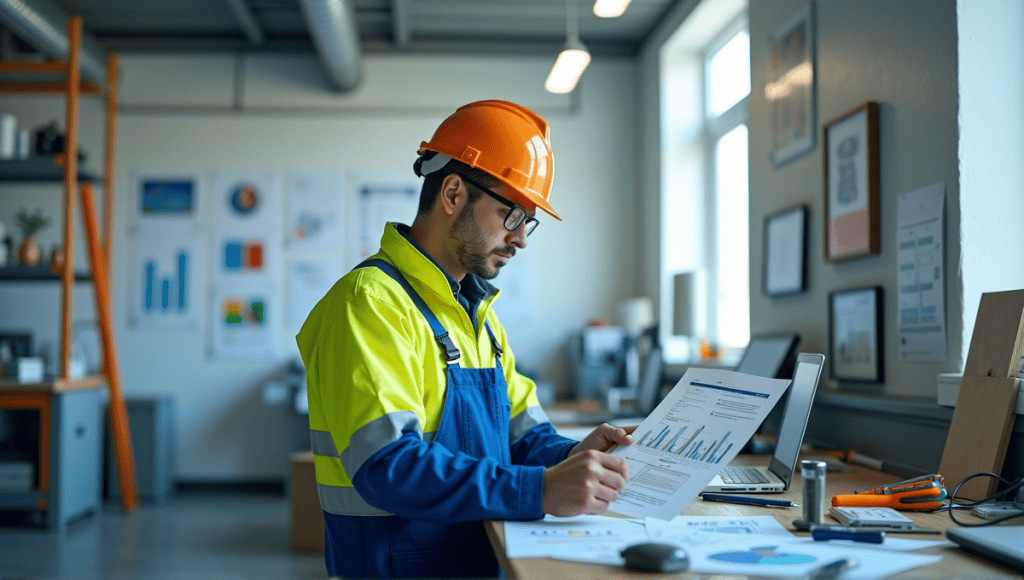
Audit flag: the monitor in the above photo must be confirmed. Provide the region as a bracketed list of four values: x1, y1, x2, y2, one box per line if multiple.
[735, 333, 801, 379]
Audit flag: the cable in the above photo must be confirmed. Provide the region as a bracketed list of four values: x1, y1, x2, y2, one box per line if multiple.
[947, 472, 1024, 527]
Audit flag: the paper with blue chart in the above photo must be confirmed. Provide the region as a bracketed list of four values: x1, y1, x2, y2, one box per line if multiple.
[209, 170, 279, 359]
[128, 171, 204, 330]
[609, 368, 789, 520]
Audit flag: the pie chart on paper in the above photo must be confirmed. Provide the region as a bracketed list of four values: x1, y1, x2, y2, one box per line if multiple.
[709, 546, 818, 566]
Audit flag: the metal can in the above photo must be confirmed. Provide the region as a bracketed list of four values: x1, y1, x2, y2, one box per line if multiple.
[801, 460, 827, 524]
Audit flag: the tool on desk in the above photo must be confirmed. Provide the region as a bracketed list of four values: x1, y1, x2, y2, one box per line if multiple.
[812, 528, 885, 544]
[831, 474, 947, 511]
[829, 506, 915, 529]
[792, 519, 941, 534]
[701, 493, 796, 507]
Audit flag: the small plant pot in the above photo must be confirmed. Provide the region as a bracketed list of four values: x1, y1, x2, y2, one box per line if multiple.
[18, 236, 41, 267]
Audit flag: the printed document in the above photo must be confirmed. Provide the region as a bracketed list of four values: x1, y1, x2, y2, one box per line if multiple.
[504, 515, 648, 566]
[609, 368, 789, 519]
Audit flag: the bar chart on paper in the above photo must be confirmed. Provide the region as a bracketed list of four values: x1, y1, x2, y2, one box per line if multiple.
[130, 233, 202, 330]
[636, 423, 734, 463]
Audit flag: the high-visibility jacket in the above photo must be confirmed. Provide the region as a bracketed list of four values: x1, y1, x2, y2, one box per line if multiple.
[297, 222, 576, 578]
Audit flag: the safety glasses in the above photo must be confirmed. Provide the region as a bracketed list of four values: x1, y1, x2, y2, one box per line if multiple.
[459, 174, 539, 236]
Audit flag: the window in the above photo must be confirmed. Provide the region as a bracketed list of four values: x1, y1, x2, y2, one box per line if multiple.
[661, 8, 750, 363]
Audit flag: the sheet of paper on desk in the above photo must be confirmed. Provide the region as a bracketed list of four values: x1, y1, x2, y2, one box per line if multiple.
[646, 515, 796, 542]
[504, 515, 649, 566]
[680, 534, 940, 578]
[608, 368, 790, 519]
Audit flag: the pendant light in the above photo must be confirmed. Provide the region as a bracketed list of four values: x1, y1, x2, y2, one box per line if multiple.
[545, 0, 591, 94]
[593, 0, 632, 18]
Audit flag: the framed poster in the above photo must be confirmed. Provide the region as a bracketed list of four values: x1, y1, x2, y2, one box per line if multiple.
[768, 2, 816, 167]
[829, 285, 884, 383]
[824, 101, 880, 261]
[764, 204, 808, 296]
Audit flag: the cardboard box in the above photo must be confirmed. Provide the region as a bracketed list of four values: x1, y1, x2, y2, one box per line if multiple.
[290, 450, 324, 552]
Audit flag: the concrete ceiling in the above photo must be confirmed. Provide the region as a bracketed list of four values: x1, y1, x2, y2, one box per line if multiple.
[52, 0, 682, 58]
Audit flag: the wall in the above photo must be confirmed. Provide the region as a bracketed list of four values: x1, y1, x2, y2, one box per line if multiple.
[0, 52, 639, 480]
[749, 0, 962, 397]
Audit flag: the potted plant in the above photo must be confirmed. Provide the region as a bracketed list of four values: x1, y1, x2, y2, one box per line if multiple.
[17, 209, 48, 267]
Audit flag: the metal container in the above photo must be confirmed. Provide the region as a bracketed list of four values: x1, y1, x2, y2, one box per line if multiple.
[801, 459, 828, 524]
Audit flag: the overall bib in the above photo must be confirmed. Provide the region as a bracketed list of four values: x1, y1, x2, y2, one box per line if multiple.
[324, 259, 511, 579]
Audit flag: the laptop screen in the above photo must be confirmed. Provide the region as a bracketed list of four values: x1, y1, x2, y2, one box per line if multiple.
[635, 346, 664, 415]
[736, 334, 800, 378]
[768, 353, 824, 483]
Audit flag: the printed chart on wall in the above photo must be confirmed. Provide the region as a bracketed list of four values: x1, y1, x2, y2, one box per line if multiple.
[609, 368, 789, 519]
[349, 175, 419, 267]
[896, 182, 946, 362]
[287, 259, 342, 328]
[127, 171, 204, 330]
[211, 283, 274, 359]
[287, 171, 343, 251]
[209, 170, 279, 358]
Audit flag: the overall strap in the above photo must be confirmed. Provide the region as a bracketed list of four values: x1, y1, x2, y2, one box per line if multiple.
[356, 259, 461, 366]
[483, 320, 503, 362]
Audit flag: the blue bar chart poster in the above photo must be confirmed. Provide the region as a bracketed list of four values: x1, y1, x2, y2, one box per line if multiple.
[210, 283, 276, 359]
[128, 230, 203, 330]
[287, 171, 343, 250]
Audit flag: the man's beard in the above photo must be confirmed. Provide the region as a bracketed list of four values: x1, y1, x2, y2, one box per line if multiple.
[451, 203, 515, 280]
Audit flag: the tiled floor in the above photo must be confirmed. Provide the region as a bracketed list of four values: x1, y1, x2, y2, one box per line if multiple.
[0, 492, 326, 579]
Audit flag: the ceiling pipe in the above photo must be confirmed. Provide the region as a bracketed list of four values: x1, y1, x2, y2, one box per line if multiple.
[297, 0, 362, 92]
[224, 0, 265, 46]
[0, 0, 106, 81]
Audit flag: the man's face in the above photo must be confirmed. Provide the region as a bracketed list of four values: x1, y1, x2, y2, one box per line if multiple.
[450, 184, 530, 280]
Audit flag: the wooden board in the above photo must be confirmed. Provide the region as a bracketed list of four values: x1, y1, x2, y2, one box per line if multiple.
[963, 290, 1024, 378]
[939, 375, 1020, 499]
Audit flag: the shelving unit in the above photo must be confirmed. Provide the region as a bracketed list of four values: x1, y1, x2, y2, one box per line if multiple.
[0, 15, 136, 520]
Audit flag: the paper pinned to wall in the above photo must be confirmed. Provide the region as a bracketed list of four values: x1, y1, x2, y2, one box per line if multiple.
[287, 171, 343, 250]
[287, 258, 342, 328]
[897, 182, 947, 362]
[349, 175, 419, 268]
[210, 170, 280, 286]
[128, 228, 203, 330]
[210, 282, 276, 359]
[131, 170, 204, 229]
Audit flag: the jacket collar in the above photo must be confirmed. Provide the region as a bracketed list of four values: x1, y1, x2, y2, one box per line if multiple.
[380, 222, 499, 305]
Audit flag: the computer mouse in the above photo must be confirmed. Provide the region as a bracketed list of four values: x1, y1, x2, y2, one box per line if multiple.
[620, 541, 689, 572]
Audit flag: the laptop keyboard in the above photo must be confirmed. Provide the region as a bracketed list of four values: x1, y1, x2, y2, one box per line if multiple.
[720, 467, 771, 485]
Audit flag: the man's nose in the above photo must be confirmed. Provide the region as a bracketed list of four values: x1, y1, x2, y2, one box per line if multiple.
[508, 223, 528, 249]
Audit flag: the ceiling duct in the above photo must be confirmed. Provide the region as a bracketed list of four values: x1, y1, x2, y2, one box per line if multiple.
[297, 0, 362, 92]
[0, 0, 106, 82]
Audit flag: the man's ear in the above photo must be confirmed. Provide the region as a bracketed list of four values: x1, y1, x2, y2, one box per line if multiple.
[439, 173, 467, 217]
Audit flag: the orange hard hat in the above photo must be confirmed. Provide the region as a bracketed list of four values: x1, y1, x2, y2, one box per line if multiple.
[416, 100, 560, 221]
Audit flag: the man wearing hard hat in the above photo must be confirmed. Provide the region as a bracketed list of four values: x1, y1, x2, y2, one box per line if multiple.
[297, 100, 636, 579]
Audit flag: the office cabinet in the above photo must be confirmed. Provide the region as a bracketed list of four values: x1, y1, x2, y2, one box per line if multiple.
[0, 383, 102, 529]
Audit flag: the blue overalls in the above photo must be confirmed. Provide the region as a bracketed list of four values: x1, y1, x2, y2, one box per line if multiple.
[324, 259, 515, 579]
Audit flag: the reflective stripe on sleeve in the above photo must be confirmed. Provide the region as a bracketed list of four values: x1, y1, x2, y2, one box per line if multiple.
[317, 482, 391, 516]
[509, 404, 550, 446]
[339, 410, 422, 476]
[310, 428, 340, 458]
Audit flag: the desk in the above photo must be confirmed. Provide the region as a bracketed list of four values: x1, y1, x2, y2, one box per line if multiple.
[485, 455, 1019, 579]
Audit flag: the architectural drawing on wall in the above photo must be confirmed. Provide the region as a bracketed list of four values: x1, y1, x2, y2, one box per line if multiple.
[210, 283, 275, 359]
[897, 182, 947, 362]
[287, 259, 342, 328]
[128, 230, 203, 330]
[287, 171, 343, 250]
[132, 170, 204, 228]
[210, 170, 279, 286]
[349, 175, 419, 267]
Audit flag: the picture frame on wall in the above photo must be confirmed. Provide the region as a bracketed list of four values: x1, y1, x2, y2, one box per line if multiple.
[829, 285, 884, 383]
[764, 204, 808, 296]
[768, 2, 816, 167]
[824, 101, 880, 261]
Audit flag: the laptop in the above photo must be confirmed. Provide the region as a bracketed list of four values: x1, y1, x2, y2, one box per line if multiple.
[946, 526, 1024, 573]
[703, 353, 825, 493]
[548, 345, 664, 427]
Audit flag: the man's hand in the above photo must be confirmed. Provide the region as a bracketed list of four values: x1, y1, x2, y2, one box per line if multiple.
[568, 423, 638, 456]
[542, 450, 629, 517]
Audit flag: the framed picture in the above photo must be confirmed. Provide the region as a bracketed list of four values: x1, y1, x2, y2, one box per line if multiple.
[764, 204, 808, 296]
[768, 3, 816, 167]
[829, 286, 884, 383]
[823, 101, 880, 261]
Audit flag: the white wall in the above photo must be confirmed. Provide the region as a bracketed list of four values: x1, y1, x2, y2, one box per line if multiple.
[0, 52, 638, 480]
[747, 0, 962, 396]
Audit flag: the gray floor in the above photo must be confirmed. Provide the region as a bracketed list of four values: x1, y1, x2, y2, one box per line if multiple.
[0, 492, 327, 579]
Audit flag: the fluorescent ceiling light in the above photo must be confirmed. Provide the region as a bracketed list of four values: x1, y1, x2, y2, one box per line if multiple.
[545, 37, 591, 94]
[594, 0, 632, 18]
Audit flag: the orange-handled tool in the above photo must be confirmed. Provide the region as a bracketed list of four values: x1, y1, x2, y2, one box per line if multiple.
[832, 474, 947, 511]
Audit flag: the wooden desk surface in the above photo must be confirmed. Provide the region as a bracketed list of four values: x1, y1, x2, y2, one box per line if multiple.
[485, 455, 1019, 579]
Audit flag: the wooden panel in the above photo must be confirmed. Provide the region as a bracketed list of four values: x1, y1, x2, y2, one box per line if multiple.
[938, 375, 1020, 500]
[963, 289, 1024, 378]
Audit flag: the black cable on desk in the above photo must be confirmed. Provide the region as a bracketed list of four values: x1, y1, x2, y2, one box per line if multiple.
[947, 472, 1024, 527]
